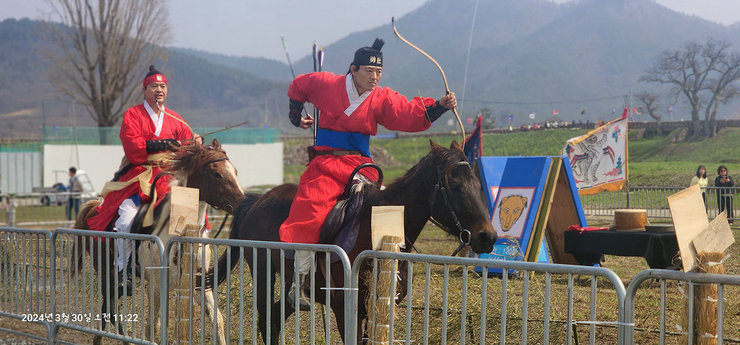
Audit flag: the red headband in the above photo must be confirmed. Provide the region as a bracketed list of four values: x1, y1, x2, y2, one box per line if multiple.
[143, 73, 167, 88]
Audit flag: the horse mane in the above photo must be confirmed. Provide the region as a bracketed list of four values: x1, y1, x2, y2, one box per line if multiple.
[383, 141, 460, 195]
[168, 139, 227, 175]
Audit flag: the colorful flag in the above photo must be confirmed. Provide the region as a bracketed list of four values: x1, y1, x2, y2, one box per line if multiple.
[552, 109, 559, 115]
[528, 112, 536, 119]
[507, 114, 514, 122]
[463, 114, 483, 164]
[561, 110, 628, 195]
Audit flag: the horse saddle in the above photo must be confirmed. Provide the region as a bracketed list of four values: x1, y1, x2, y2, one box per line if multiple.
[318, 163, 383, 258]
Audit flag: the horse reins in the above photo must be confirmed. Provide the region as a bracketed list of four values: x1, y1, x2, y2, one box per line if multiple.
[428, 161, 472, 256]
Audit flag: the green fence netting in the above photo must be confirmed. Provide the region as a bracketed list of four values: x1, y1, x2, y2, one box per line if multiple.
[41, 126, 280, 146]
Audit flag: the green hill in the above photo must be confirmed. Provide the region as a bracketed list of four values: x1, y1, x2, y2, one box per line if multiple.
[3, 0, 740, 139]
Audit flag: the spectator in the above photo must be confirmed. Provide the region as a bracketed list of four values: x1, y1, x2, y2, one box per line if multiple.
[714, 165, 734, 224]
[67, 166, 83, 220]
[689, 165, 708, 206]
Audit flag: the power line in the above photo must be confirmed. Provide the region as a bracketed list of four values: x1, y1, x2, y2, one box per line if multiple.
[462, 95, 627, 105]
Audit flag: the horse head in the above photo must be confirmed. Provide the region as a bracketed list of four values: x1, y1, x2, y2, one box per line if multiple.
[169, 138, 245, 214]
[424, 140, 496, 254]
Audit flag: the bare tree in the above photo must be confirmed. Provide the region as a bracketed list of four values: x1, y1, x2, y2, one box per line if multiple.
[44, 0, 170, 142]
[639, 39, 738, 140]
[703, 52, 740, 136]
[635, 91, 662, 136]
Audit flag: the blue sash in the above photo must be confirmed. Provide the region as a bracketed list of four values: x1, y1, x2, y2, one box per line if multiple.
[316, 128, 371, 158]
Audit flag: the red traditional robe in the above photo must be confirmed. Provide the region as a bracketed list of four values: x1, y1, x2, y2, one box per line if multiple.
[279, 72, 437, 244]
[87, 103, 192, 231]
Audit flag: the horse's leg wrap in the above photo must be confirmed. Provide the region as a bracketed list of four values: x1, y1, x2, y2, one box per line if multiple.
[287, 250, 313, 311]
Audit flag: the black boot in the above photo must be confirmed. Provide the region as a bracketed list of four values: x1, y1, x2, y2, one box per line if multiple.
[285, 273, 311, 311]
[116, 261, 134, 296]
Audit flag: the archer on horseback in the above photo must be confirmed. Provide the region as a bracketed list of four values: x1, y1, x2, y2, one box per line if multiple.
[86, 65, 199, 295]
[283, 38, 457, 309]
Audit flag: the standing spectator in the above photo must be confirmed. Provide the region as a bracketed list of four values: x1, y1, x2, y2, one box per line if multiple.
[67, 166, 83, 220]
[690, 165, 708, 206]
[714, 165, 734, 223]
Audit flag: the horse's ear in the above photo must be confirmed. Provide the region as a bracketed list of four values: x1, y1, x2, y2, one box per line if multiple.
[212, 138, 221, 149]
[450, 140, 462, 151]
[429, 140, 442, 151]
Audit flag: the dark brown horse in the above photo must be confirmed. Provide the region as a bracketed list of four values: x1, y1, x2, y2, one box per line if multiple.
[205, 140, 496, 344]
[73, 139, 245, 344]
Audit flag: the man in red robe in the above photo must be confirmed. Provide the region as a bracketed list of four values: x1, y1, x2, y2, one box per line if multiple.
[282, 38, 457, 308]
[87, 65, 193, 294]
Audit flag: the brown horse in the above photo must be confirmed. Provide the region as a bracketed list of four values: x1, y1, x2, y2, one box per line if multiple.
[205, 140, 497, 344]
[73, 139, 245, 344]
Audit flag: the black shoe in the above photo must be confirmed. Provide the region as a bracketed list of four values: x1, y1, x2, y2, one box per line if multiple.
[117, 269, 134, 296]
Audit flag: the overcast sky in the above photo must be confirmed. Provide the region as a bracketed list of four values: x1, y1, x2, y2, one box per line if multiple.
[2, 0, 739, 61]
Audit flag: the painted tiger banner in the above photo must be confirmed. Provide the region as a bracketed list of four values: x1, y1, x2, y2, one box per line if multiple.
[562, 108, 628, 195]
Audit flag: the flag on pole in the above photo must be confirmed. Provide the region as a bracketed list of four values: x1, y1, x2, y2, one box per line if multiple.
[561, 108, 628, 195]
[528, 112, 536, 119]
[463, 114, 483, 164]
[552, 109, 559, 115]
[507, 114, 513, 122]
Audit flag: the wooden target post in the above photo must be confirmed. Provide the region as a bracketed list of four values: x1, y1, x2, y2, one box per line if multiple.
[369, 206, 405, 344]
[668, 185, 735, 344]
[170, 186, 201, 345]
[173, 224, 200, 344]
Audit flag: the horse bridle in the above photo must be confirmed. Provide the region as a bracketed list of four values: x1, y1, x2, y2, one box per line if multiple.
[429, 160, 473, 256]
[202, 156, 234, 213]
[201, 156, 237, 238]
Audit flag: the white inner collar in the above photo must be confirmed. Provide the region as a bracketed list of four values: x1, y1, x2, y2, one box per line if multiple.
[144, 101, 165, 136]
[344, 74, 372, 117]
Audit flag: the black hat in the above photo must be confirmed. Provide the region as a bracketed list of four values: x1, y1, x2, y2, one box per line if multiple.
[146, 65, 163, 78]
[350, 38, 384, 69]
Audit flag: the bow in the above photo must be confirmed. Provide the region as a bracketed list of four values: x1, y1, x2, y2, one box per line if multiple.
[392, 17, 466, 143]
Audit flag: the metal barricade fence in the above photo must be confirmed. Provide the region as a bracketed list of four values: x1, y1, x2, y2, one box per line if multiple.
[1, 194, 76, 228]
[164, 236, 353, 345]
[49, 228, 167, 345]
[579, 186, 737, 221]
[0, 227, 54, 344]
[4, 225, 740, 345]
[3, 187, 734, 228]
[0, 194, 228, 229]
[351, 251, 627, 345]
[623, 269, 740, 345]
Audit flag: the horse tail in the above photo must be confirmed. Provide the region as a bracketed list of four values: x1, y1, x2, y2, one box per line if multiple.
[68, 200, 100, 277]
[200, 193, 261, 288]
[74, 199, 100, 230]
